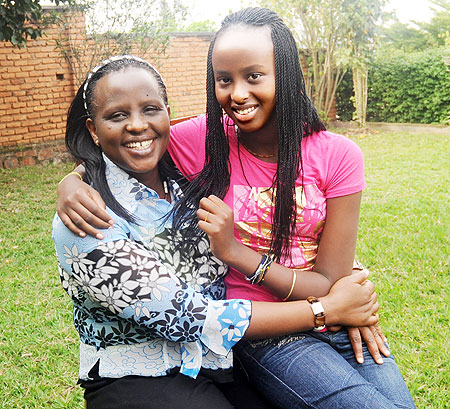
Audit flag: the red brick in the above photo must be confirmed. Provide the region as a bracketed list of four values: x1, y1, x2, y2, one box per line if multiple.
[1, 31, 225, 151]
[38, 147, 54, 160]
[2, 157, 19, 168]
[1, 128, 16, 136]
[21, 156, 36, 166]
[15, 71, 30, 79]
[28, 125, 43, 132]
[12, 102, 27, 109]
[4, 96, 18, 103]
[23, 149, 38, 157]
[18, 65, 36, 72]
[6, 53, 21, 61]
[7, 65, 22, 72]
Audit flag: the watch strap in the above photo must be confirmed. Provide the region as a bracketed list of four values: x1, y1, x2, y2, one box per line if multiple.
[307, 296, 326, 332]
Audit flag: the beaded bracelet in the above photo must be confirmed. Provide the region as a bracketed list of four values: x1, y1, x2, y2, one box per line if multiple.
[246, 254, 273, 286]
[59, 171, 83, 185]
[255, 255, 272, 286]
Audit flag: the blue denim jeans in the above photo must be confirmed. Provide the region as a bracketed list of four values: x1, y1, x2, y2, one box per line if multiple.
[234, 329, 416, 409]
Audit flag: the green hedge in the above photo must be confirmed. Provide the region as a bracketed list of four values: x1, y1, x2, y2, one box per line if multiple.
[336, 47, 450, 124]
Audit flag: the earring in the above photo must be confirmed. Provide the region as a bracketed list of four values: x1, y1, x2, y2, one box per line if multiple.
[94, 139, 100, 147]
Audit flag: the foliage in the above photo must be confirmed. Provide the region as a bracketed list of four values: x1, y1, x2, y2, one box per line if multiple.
[181, 20, 217, 32]
[1, 128, 449, 407]
[341, 0, 387, 127]
[380, 0, 450, 52]
[336, 0, 450, 124]
[258, 0, 347, 120]
[335, 69, 354, 121]
[366, 47, 450, 124]
[54, 0, 187, 86]
[0, 0, 71, 47]
[260, 0, 344, 121]
[379, 22, 432, 53]
[417, 0, 450, 45]
[258, 0, 387, 123]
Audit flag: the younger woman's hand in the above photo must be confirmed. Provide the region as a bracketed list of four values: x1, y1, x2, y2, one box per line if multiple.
[322, 271, 379, 328]
[57, 174, 112, 239]
[197, 195, 240, 263]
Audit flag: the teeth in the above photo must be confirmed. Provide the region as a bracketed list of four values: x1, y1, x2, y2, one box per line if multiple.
[125, 140, 154, 150]
[235, 106, 256, 115]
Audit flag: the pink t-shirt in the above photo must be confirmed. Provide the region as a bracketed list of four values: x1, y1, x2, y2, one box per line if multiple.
[169, 115, 366, 302]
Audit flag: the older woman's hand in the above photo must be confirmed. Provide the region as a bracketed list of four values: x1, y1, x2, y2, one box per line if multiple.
[347, 325, 390, 364]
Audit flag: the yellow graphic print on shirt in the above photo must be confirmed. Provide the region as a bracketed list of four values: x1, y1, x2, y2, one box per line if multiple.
[233, 184, 326, 269]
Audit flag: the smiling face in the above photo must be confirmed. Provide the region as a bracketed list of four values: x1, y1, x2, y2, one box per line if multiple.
[86, 67, 170, 187]
[212, 25, 276, 134]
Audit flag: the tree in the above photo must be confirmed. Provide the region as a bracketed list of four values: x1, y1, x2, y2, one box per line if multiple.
[380, 0, 450, 53]
[55, 0, 187, 86]
[0, 0, 71, 47]
[418, 0, 450, 45]
[342, 0, 387, 126]
[181, 20, 217, 32]
[259, 0, 349, 120]
[379, 22, 430, 53]
[259, 0, 387, 124]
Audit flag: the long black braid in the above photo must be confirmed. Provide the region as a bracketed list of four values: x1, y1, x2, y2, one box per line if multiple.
[172, 8, 325, 262]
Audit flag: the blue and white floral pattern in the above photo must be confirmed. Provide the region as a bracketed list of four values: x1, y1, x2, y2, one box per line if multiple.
[52, 155, 251, 380]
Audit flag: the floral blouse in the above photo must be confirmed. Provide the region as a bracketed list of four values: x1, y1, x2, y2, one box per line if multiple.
[52, 155, 251, 380]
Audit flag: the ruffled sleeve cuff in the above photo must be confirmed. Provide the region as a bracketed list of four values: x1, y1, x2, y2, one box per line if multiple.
[201, 299, 252, 355]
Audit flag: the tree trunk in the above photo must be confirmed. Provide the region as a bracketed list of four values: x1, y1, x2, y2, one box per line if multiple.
[352, 65, 368, 127]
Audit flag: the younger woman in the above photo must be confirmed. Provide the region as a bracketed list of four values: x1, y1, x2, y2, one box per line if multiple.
[57, 8, 416, 408]
[53, 55, 378, 409]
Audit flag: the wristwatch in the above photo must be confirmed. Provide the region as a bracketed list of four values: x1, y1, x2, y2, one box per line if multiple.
[307, 296, 326, 332]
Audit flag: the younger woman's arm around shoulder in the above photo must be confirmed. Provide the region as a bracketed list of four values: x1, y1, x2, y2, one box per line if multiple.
[57, 164, 112, 239]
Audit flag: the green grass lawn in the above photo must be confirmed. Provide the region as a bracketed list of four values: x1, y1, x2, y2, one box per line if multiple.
[351, 129, 450, 408]
[0, 129, 448, 408]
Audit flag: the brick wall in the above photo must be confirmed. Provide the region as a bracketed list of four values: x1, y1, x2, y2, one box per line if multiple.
[157, 33, 212, 118]
[0, 25, 75, 152]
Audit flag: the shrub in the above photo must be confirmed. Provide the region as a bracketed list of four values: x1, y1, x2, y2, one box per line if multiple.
[335, 47, 450, 124]
[366, 47, 450, 124]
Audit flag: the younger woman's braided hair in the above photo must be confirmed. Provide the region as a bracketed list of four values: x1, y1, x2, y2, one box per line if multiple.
[173, 7, 325, 262]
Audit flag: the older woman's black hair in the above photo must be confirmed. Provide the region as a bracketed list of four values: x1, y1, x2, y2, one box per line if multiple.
[173, 7, 325, 261]
[65, 56, 175, 223]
